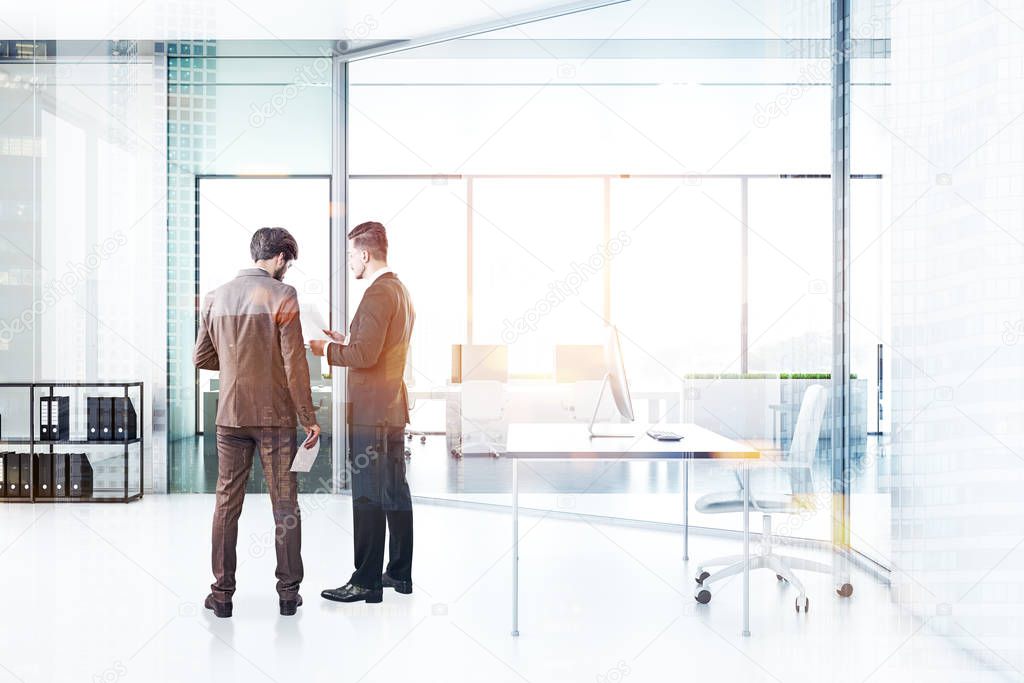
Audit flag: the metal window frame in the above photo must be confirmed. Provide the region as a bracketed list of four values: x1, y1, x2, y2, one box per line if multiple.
[831, 0, 854, 561]
[331, 58, 349, 492]
[339, 0, 632, 62]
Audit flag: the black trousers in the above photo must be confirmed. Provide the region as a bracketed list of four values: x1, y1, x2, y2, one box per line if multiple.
[348, 423, 413, 589]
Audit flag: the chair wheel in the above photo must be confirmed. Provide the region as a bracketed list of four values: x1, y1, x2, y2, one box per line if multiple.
[695, 571, 710, 586]
[837, 583, 853, 598]
[694, 588, 711, 604]
[776, 574, 787, 582]
[795, 597, 809, 613]
[420, 436, 426, 444]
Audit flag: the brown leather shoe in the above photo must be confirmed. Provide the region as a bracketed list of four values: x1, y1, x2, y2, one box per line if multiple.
[280, 594, 303, 616]
[204, 593, 232, 618]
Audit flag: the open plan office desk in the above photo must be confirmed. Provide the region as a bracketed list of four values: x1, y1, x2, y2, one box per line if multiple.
[505, 423, 760, 637]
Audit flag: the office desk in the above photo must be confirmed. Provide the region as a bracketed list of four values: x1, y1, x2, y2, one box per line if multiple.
[505, 423, 760, 637]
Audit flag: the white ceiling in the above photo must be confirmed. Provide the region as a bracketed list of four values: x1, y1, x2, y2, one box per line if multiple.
[0, 0, 609, 41]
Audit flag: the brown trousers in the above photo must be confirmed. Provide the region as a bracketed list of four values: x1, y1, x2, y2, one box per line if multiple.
[211, 425, 302, 602]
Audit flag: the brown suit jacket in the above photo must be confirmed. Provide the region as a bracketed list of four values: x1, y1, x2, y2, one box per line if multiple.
[327, 272, 415, 427]
[193, 267, 317, 429]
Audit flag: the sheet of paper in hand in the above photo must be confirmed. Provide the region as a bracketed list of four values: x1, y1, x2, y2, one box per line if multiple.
[290, 436, 320, 473]
[299, 303, 330, 344]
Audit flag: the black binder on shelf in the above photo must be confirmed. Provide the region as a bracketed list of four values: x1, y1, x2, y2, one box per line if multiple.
[19, 452, 31, 496]
[39, 396, 70, 441]
[87, 397, 101, 441]
[68, 453, 93, 498]
[34, 453, 53, 498]
[39, 398, 49, 440]
[52, 452, 68, 498]
[98, 399, 113, 440]
[4, 451, 18, 497]
[111, 397, 138, 440]
[1, 381, 144, 504]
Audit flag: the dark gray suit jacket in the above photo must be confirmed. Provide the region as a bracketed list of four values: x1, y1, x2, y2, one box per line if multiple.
[327, 272, 415, 428]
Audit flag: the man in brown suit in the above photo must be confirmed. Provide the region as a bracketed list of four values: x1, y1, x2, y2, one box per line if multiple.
[311, 221, 415, 604]
[193, 227, 321, 618]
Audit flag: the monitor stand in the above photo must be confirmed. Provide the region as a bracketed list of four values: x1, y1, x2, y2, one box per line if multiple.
[587, 373, 636, 438]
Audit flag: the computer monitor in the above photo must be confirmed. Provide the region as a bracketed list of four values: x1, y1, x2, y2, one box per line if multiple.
[605, 326, 634, 421]
[588, 326, 634, 436]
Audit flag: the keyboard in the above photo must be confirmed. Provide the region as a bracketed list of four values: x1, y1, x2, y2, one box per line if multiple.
[646, 429, 684, 441]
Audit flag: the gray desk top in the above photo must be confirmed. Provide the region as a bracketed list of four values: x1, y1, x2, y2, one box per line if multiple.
[505, 423, 760, 460]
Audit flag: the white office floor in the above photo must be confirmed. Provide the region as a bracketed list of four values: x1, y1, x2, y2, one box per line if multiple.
[0, 495, 1008, 683]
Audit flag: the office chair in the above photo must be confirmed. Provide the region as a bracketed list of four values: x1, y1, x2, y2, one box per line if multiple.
[692, 384, 852, 612]
[454, 379, 507, 458]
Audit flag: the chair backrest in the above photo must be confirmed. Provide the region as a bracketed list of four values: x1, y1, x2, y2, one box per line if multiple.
[787, 384, 828, 493]
[452, 344, 508, 383]
[462, 380, 505, 422]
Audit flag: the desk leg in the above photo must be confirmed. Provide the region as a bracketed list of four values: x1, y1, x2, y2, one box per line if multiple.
[683, 459, 690, 561]
[512, 457, 520, 637]
[742, 464, 750, 637]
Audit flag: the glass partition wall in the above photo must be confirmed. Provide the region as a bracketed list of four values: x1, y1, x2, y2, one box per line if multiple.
[345, 0, 872, 543]
[163, 42, 335, 492]
[0, 44, 166, 492]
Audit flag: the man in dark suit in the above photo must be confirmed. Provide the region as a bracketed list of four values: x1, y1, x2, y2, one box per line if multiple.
[194, 227, 321, 618]
[311, 221, 415, 604]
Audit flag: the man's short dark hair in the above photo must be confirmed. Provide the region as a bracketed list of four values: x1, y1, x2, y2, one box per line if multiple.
[348, 221, 388, 261]
[250, 227, 298, 262]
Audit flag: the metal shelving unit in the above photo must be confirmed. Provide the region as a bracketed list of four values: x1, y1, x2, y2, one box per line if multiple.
[0, 381, 144, 503]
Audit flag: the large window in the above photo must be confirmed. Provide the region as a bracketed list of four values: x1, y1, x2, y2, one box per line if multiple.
[196, 176, 331, 427]
[193, 175, 334, 490]
[472, 178, 605, 376]
[347, 0, 852, 541]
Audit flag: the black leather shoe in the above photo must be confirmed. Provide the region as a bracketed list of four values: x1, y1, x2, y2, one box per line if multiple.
[321, 583, 383, 604]
[280, 594, 303, 616]
[382, 573, 413, 595]
[204, 593, 232, 618]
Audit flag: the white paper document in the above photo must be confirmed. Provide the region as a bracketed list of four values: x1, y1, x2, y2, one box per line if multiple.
[299, 303, 330, 343]
[290, 436, 320, 473]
